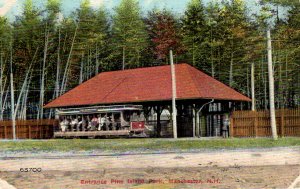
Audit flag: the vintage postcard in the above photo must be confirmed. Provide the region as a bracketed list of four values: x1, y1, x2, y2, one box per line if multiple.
[0, 0, 299, 188]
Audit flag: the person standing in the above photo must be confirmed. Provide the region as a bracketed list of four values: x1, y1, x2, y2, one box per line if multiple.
[81, 116, 87, 131]
[91, 115, 98, 131]
[60, 117, 68, 132]
[222, 114, 229, 138]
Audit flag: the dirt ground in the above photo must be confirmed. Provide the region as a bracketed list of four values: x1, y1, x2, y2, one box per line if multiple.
[0, 147, 299, 189]
[0, 166, 299, 189]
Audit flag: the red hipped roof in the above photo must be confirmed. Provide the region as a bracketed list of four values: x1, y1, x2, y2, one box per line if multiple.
[44, 63, 250, 108]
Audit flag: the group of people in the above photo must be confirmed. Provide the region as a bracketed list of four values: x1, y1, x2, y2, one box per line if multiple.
[59, 114, 121, 132]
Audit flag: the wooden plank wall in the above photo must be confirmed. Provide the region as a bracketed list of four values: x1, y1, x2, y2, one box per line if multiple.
[230, 109, 300, 137]
[0, 120, 58, 139]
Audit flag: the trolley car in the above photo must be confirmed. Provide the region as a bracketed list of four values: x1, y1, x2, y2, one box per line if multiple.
[54, 105, 152, 138]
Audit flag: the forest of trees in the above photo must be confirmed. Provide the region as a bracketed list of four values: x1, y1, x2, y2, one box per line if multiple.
[0, 0, 299, 120]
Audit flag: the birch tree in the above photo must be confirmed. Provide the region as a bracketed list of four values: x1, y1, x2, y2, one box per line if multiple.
[0, 17, 11, 120]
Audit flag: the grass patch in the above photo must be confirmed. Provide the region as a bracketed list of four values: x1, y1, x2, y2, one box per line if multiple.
[0, 137, 299, 153]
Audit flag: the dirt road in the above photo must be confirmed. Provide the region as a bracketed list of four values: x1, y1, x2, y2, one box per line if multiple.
[0, 147, 299, 189]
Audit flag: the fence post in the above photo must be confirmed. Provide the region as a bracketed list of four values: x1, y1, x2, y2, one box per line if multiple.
[28, 125, 31, 139]
[46, 124, 48, 139]
[40, 124, 42, 139]
[280, 109, 285, 137]
[16, 123, 18, 139]
[4, 125, 7, 139]
[254, 111, 258, 137]
[229, 117, 234, 138]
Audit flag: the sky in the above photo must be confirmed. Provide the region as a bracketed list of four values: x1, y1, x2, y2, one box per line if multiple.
[1, 0, 192, 18]
[0, 0, 267, 21]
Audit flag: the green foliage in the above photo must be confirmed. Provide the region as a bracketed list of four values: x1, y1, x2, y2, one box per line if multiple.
[0, 0, 299, 120]
[12, 0, 42, 91]
[221, 0, 250, 87]
[47, 0, 61, 13]
[0, 17, 11, 49]
[111, 0, 147, 69]
[145, 9, 184, 63]
[261, 0, 300, 6]
[182, 0, 207, 68]
[46, 0, 61, 25]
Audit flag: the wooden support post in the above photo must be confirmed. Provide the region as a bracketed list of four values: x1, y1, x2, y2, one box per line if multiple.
[210, 115, 214, 137]
[143, 106, 152, 124]
[192, 105, 196, 137]
[281, 109, 285, 137]
[154, 105, 161, 137]
[197, 113, 200, 137]
[170, 50, 177, 139]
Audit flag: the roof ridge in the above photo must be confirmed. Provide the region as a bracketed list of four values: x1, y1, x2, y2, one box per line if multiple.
[99, 63, 188, 75]
[44, 63, 250, 108]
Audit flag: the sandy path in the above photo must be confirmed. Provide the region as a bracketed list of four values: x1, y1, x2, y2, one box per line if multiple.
[288, 174, 300, 189]
[0, 147, 299, 189]
[1, 165, 299, 189]
[0, 178, 16, 189]
[0, 147, 299, 171]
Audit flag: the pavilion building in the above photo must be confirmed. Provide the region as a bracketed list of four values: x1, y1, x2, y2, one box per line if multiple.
[45, 63, 251, 138]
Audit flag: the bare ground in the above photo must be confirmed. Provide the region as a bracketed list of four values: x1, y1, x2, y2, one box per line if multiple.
[1, 166, 299, 189]
[0, 147, 299, 189]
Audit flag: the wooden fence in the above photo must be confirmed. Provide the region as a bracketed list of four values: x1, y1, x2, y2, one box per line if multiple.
[230, 109, 300, 137]
[0, 119, 58, 139]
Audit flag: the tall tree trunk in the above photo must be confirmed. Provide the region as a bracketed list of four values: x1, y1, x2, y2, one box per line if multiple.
[262, 56, 267, 110]
[251, 62, 255, 111]
[55, 27, 61, 98]
[0, 54, 3, 120]
[122, 46, 125, 70]
[0, 77, 7, 120]
[246, 66, 250, 109]
[88, 49, 92, 79]
[284, 53, 288, 108]
[246, 67, 249, 97]
[15, 48, 37, 120]
[10, 47, 16, 140]
[95, 45, 99, 75]
[79, 53, 84, 84]
[229, 51, 233, 87]
[279, 63, 283, 109]
[210, 27, 214, 78]
[60, 24, 78, 95]
[39, 32, 49, 119]
[267, 30, 278, 140]
[192, 37, 195, 66]
[2, 87, 8, 119]
[19, 69, 33, 120]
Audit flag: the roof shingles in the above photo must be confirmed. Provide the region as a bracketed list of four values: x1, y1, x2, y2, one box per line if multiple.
[44, 63, 250, 108]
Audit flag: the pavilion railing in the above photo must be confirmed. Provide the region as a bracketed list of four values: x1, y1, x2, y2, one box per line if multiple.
[0, 119, 58, 139]
[230, 108, 300, 137]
